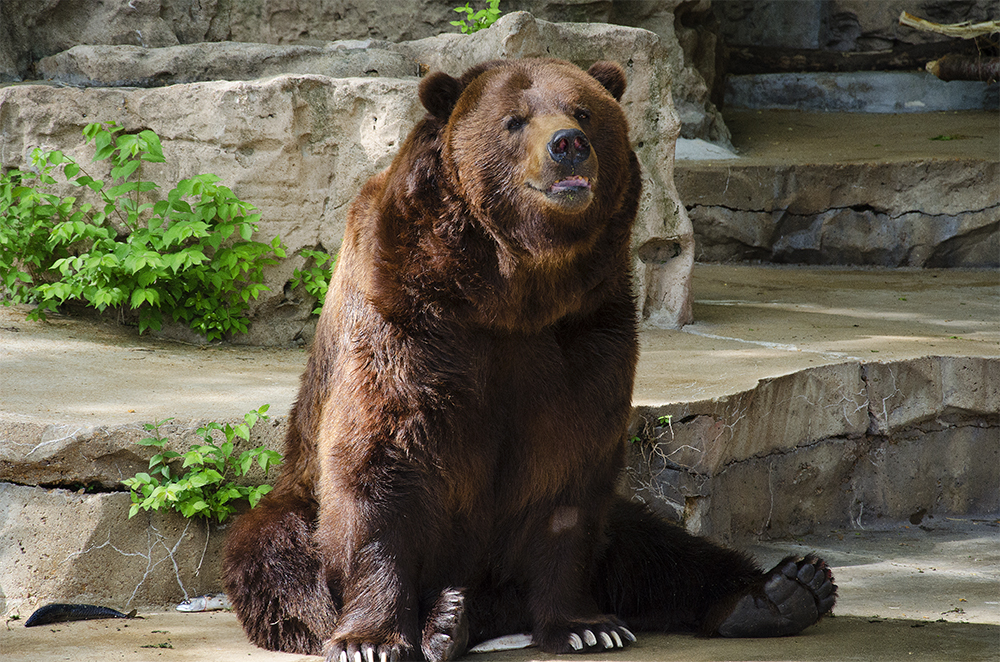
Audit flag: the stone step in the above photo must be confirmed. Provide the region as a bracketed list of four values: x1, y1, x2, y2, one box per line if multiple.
[1, 264, 997, 614]
[725, 71, 998, 114]
[675, 110, 999, 267]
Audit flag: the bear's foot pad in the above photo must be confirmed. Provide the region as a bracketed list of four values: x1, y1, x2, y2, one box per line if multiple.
[717, 554, 837, 638]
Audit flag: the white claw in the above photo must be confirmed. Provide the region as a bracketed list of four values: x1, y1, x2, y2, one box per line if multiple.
[583, 629, 597, 647]
[339, 651, 348, 662]
[354, 650, 363, 662]
[599, 632, 613, 648]
[379, 652, 388, 662]
[620, 626, 637, 643]
[610, 631, 623, 648]
[364, 644, 375, 662]
[568, 633, 584, 651]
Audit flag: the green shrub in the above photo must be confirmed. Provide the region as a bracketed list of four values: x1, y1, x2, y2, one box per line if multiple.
[122, 405, 282, 523]
[451, 0, 501, 34]
[0, 122, 285, 340]
[290, 248, 337, 314]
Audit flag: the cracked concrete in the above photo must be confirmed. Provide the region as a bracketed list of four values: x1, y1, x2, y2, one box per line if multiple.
[1, 263, 998, 661]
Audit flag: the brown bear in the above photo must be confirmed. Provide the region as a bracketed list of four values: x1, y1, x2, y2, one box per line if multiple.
[222, 58, 836, 662]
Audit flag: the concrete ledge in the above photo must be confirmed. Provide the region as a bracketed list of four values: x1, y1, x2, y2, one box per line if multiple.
[676, 111, 1000, 268]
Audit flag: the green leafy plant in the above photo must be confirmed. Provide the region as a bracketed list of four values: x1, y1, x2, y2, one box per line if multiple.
[290, 248, 337, 314]
[122, 405, 282, 523]
[0, 121, 286, 340]
[451, 0, 501, 34]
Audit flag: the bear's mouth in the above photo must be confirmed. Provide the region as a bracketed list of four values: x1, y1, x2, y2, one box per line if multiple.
[525, 174, 595, 212]
[547, 176, 591, 195]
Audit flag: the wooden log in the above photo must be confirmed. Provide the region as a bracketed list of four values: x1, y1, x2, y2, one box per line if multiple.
[725, 40, 986, 75]
[927, 53, 1000, 83]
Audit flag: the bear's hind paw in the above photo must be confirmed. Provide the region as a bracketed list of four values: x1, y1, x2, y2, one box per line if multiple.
[715, 554, 837, 638]
[539, 618, 636, 654]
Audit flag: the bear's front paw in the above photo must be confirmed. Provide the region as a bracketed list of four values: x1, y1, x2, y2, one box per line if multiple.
[716, 554, 837, 638]
[537, 616, 636, 654]
[421, 588, 469, 662]
[324, 639, 409, 662]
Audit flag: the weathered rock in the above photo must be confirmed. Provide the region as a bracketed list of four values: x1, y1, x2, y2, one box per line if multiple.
[691, 205, 1000, 268]
[37, 41, 419, 87]
[864, 356, 1000, 434]
[627, 356, 1000, 543]
[0, 482, 227, 616]
[0, 75, 427, 344]
[0, 415, 287, 490]
[2, 0, 727, 144]
[678, 152, 1000, 268]
[2, 13, 696, 337]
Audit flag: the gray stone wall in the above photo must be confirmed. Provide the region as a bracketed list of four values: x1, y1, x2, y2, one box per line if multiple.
[715, 0, 998, 51]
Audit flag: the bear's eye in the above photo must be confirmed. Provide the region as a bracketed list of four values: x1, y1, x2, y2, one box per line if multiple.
[505, 116, 527, 132]
[574, 108, 591, 122]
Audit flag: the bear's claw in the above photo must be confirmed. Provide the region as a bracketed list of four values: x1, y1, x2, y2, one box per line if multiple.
[421, 588, 469, 662]
[715, 554, 837, 638]
[325, 641, 403, 662]
[544, 618, 635, 654]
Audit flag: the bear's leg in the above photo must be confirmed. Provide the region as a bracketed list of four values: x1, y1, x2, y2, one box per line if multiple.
[525, 505, 637, 654]
[594, 499, 836, 637]
[222, 492, 337, 654]
[317, 493, 426, 662]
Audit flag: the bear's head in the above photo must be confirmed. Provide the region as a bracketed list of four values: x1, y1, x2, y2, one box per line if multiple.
[418, 59, 634, 265]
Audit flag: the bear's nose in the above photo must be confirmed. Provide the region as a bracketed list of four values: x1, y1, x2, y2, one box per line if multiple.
[547, 128, 591, 166]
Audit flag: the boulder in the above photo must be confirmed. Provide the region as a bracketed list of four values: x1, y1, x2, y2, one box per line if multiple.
[0, 482, 226, 616]
[678, 151, 1000, 268]
[627, 356, 1000, 543]
[0, 416, 287, 490]
[0, 75, 428, 344]
[2, 13, 696, 340]
[3, 1, 727, 145]
[37, 41, 419, 87]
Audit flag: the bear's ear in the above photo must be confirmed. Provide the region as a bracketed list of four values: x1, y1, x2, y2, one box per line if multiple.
[587, 61, 627, 101]
[419, 71, 464, 120]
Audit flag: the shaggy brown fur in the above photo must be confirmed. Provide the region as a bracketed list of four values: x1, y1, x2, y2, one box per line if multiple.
[223, 59, 836, 662]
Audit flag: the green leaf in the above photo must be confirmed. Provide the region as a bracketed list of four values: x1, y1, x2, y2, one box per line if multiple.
[110, 159, 141, 181]
[248, 484, 272, 508]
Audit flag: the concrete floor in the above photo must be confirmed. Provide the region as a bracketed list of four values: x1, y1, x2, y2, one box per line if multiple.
[2, 263, 998, 661]
[3, 516, 999, 661]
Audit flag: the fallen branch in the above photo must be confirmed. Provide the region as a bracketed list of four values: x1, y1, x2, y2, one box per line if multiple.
[899, 11, 1000, 39]
[926, 53, 1000, 83]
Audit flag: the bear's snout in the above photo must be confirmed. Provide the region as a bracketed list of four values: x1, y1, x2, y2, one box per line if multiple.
[547, 128, 590, 166]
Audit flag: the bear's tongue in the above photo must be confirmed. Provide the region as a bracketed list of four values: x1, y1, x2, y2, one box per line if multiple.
[548, 176, 590, 193]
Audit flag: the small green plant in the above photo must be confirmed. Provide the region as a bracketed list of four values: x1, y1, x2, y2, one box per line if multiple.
[290, 248, 337, 314]
[451, 0, 501, 34]
[0, 121, 285, 340]
[122, 405, 282, 523]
